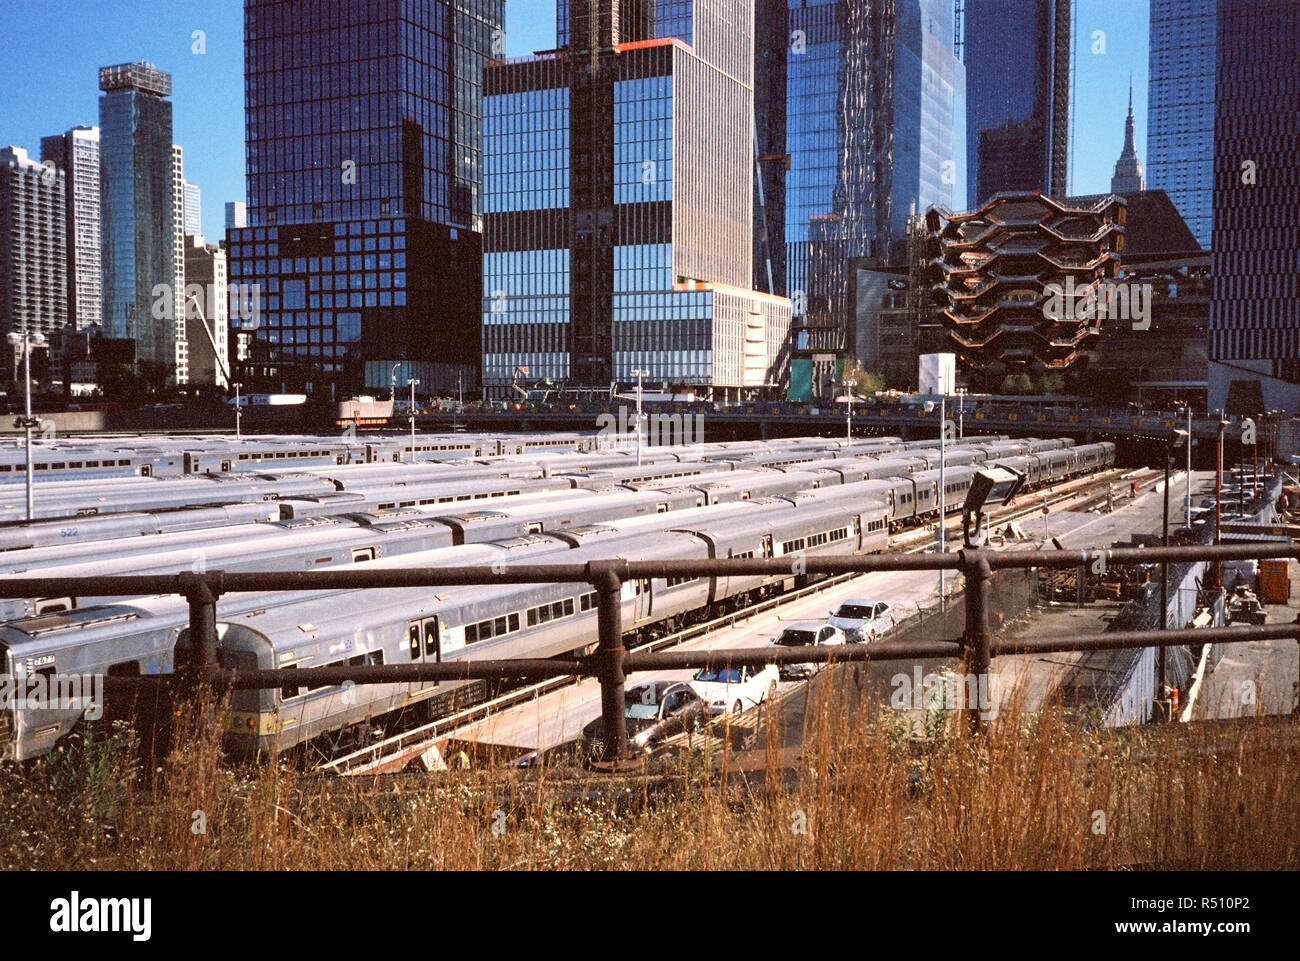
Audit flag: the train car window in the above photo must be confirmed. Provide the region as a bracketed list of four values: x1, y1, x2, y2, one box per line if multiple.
[408, 622, 421, 659]
[563, 598, 574, 616]
[580, 592, 597, 611]
[465, 623, 479, 644]
[351, 547, 377, 562]
[493, 616, 507, 635]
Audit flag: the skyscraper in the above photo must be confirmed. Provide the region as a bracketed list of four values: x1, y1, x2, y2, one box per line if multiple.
[170, 144, 189, 382]
[783, 0, 963, 362]
[39, 125, 101, 331]
[1209, 0, 1300, 414]
[99, 61, 182, 382]
[184, 181, 202, 236]
[480, 0, 791, 399]
[965, 0, 1070, 207]
[1110, 82, 1146, 195]
[0, 146, 67, 377]
[1147, 0, 1215, 250]
[229, 0, 503, 395]
[224, 201, 246, 231]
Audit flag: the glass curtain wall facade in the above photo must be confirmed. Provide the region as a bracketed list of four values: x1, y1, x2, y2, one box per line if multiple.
[39, 126, 102, 331]
[483, 0, 790, 397]
[98, 61, 179, 380]
[784, 0, 961, 362]
[964, 0, 1070, 207]
[230, 0, 503, 395]
[1147, 0, 1215, 250]
[1208, 0, 1300, 414]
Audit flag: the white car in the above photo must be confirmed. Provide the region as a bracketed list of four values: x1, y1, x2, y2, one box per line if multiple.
[690, 661, 781, 716]
[827, 598, 897, 642]
[772, 621, 847, 679]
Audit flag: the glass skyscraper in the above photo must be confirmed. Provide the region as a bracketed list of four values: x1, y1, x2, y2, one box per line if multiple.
[481, 0, 790, 398]
[98, 61, 182, 381]
[1209, 0, 1300, 414]
[229, 0, 503, 395]
[783, 0, 963, 357]
[1147, 0, 1215, 250]
[964, 0, 1070, 207]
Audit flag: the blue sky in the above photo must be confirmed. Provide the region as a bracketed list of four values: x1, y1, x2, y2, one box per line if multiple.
[0, 0, 1147, 236]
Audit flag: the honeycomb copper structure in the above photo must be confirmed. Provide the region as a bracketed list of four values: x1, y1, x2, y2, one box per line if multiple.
[926, 192, 1126, 381]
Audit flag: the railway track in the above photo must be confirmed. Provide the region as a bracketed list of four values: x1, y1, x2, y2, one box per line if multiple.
[319, 463, 1142, 776]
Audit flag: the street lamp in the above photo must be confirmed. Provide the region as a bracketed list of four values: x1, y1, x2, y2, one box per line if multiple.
[840, 377, 854, 441]
[631, 369, 649, 466]
[390, 363, 401, 401]
[956, 387, 967, 439]
[1158, 428, 1189, 719]
[924, 394, 949, 603]
[8, 330, 47, 522]
[408, 378, 420, 462]
[1177, 402, 1192, 527]
[232, 382, 242, 440]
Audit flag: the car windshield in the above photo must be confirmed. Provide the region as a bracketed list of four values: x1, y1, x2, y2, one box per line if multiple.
[624, 703, 659, 720]
[694, 667, 742, 683]
[835, 604, 875, 619]
[777, 629, 816, 646]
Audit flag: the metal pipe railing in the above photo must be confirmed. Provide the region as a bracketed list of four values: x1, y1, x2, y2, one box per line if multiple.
[7, 540, 1298, 762]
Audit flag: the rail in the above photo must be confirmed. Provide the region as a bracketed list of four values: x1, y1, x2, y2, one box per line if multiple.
[2, 540, 1297, 766]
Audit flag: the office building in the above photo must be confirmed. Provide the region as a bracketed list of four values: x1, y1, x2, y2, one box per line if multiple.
[784, 0, 964, 366]
[39, 125, 102, 331]
[99, 61, 184, 382]
[183, 235, 230, 389]
[170, 144, 189, 381]
[1110, 83, 1146, 195]
[481, 0, 791, 400]
[229, 0, 503, 396]
[225, 200, 246, 230]
[1209, 0, 1300, 414]
[965, 0, 1070, 206]
[184, 180, 202, 236]
[0, 146, 67, 379]
[1147, 0, 1215, 250]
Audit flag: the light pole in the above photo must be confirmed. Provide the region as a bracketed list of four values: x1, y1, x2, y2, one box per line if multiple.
[957, 387, 966, 439]
[925, 394, 948, 602]
[232, 382, 243, 440]
[1159, 428, 1189, 719]
[1186, 406, 1193, 523]
[8, 331, 46, 522]
[631, 369, 649, 466]
[391, 363, 400, 401]
[408, 378, 420, 462]
[841, 377, 854, 440]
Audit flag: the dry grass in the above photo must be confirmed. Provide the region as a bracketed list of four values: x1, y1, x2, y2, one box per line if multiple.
[2, 684, 1296, 870]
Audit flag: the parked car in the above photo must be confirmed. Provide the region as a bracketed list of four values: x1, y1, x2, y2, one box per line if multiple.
[771, 621, 847, 679]
[690, 662, 781, 716]
[827, 598, 897, 642]
[581, 681, 707, 756]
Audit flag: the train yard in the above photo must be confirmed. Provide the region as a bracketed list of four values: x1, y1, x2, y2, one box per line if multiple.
[0, 430, 1126, 767]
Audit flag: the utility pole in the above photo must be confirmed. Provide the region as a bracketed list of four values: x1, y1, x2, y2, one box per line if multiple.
[233, 382, 242, 440]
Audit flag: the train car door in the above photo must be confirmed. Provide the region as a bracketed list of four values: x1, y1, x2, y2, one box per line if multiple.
[407, 614, 441, 702]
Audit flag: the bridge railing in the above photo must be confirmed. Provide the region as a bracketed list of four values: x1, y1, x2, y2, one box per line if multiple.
[1, 541, 1295, 764]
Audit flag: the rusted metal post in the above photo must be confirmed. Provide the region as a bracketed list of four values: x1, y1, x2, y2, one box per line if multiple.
[180, 572, 218, 680]
[591, 560, 628, 762]
[960, 551, 993, 735]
